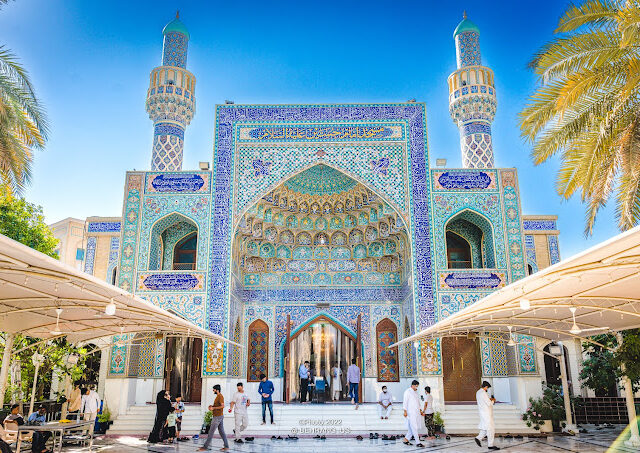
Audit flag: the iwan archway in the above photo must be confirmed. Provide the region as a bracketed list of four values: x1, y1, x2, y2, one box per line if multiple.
[209, 104, 433, 385]
[229, 161, 411, 399]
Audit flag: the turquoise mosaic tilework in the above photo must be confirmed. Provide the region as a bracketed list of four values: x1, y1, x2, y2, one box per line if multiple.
[234, 144, 410, 222]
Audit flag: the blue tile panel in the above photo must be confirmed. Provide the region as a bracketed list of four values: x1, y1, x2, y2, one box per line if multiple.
[523, 220, 557, 231]
[87, 221, 121, 233]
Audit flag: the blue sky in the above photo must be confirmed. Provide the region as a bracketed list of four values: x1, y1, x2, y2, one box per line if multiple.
[0, 0, 621, 258]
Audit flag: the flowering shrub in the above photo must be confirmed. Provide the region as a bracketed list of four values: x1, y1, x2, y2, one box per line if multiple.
[521, 384, 566, 430]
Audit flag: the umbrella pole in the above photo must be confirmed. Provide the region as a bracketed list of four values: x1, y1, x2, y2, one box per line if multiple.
[615, 333, 640, 447]
[29, 361, 41, 415]
[558, 344, 575, 431]
[0, 333, 15, 403]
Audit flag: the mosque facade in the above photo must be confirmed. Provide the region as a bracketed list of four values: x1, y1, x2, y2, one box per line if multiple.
[89, 13, 569, 414]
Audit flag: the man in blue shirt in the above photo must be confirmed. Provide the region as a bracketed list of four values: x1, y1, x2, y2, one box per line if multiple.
[27, 406, 51, 453]
[257, 374, 274, 425]
[298, 361, 310, 403]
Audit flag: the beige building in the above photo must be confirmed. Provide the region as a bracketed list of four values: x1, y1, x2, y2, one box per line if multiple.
[523, 215, 560, 273]
[82, 217, 122, 284]
[49, 217, 85, 270]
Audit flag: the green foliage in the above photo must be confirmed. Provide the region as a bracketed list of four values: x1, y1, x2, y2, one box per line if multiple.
[203, 410, 213, 426]
[519, 0, 640, 234]
[579, 331, 640, 394]
[613, 329, 640, 386]
[521, 385, 566, 430]
[97, 408, 111, 423]
[2, 334, 93, 404]
[0, 192, 58, 257]
[579, 334, 619, 395]
[433, 411, 444, 427]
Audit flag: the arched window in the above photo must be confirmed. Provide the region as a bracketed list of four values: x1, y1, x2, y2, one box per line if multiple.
[111, 266, 118, 285]
[444, 210, 496, 269]
[247, 320, 269, 382]
[173, 233, 197, 270]
[446, 231, 472, 269]
[376, 318, 399, 382]
[527, 264, 534, 275]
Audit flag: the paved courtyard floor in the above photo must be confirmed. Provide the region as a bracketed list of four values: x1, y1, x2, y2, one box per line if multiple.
[56, 425, 638, 453]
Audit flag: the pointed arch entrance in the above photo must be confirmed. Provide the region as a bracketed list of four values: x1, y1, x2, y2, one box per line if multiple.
[285, 315, 358, 402]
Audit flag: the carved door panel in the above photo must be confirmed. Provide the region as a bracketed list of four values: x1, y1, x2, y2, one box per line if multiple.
[442, 337, 481, 402]
[457, 337, 481, 401]
[442, 337, 459, 401]
[189, 338, 203, 403]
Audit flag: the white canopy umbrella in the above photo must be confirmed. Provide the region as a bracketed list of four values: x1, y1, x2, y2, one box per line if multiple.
[0, 233, 240, 404]
[393, 226, 640, 447]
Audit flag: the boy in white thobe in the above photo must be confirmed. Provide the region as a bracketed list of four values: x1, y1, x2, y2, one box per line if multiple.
[402, 380, 423, 447]
[475, 381, 499, 450]
[377, 386, 393, 419]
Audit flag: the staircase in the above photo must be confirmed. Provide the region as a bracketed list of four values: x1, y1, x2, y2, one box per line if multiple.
[108, 402, 534, 436]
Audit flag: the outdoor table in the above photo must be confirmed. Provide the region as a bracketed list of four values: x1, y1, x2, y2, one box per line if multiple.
[16, 420, 94, 453]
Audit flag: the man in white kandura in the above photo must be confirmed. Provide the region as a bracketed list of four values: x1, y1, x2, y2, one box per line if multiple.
[377, 385, 393, 419]
[331, 362, 342, 401]
[402, 380, 424, 447]
[475, 381, 499, 450]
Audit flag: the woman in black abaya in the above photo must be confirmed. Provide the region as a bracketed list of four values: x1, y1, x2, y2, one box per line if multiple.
[148, 390, 171, 443]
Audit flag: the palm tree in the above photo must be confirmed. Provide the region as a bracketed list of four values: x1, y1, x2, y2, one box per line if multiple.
[0, 0, 48, 194]
[519, 0, 640, 235]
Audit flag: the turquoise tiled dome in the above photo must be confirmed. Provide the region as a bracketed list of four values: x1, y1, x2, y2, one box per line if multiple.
[163, 13, 190, 39]
[453, 16, 480, 38]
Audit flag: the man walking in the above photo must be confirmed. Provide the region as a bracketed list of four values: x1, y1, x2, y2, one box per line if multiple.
[402, 380, 423, 447]
[82, 385, 101, 420]
[299, 361, 310, 403]
[229, 382, 250, 444]
[475, 381, 499, 450]
[198, 384, 229, 451]
[377, 385, 393, 419]
[347, 358, 360, 409]
[422, 386, 435, 439]
[258, 374, 274, 425]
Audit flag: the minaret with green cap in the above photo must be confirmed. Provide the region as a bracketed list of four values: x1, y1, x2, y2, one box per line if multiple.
[448, 12, 497, 168]
[145, 11, 196, 171]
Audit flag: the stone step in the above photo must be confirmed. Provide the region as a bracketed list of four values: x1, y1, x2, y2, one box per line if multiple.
[109, 403, 535, 436]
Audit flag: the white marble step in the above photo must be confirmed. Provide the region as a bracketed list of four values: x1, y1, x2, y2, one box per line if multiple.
[108, 403, 535, 436]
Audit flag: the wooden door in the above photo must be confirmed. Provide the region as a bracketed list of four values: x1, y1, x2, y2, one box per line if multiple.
[442, 337, 481, 402]
[189, 338, 203, 403]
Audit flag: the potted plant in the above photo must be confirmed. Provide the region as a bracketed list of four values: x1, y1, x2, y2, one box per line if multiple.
[96, 408, 111, 434]
[521, 384, 567, 432]
[201, 409, 213, 434]
[433, 411, 445, 433]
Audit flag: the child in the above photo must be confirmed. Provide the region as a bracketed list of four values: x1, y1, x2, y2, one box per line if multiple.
[174, 394, 185, 439]
[164, 406, 177, 443]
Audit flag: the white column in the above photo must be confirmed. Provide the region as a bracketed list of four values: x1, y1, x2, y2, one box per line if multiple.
[617, 333, 640, 447]
[0, 333, 15, 403]
[558, 343, 574, 430]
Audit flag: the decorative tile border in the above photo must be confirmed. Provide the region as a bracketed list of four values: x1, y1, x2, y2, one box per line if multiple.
[83, 237, 97, 275]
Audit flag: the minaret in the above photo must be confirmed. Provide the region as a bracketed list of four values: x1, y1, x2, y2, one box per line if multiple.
[146, 11, 196, 171]
[448, 13, 497, 168]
